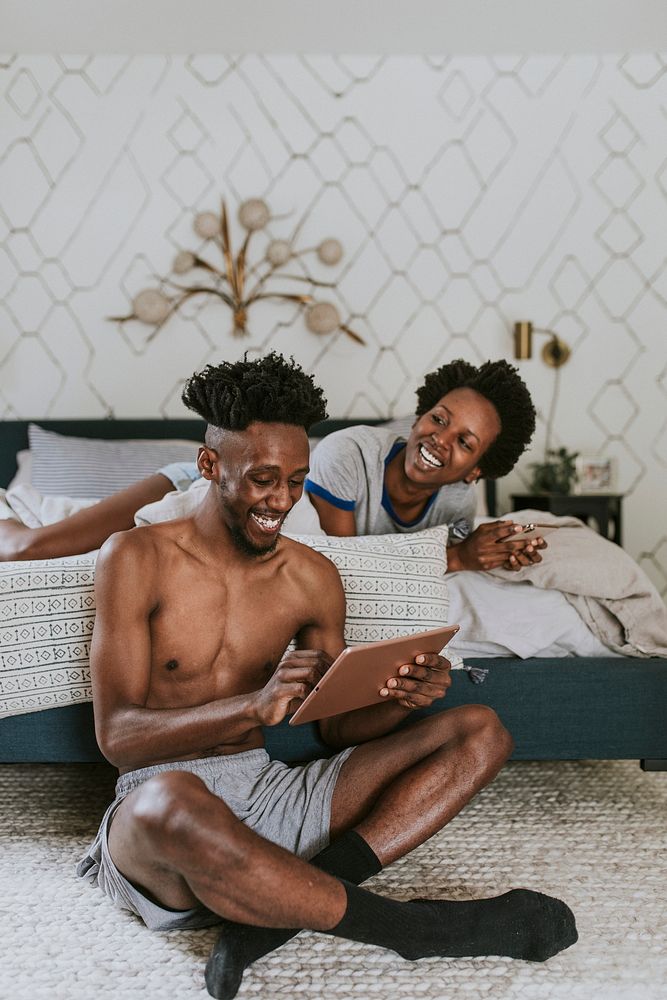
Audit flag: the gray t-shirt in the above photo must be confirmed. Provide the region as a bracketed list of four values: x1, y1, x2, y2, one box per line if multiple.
[305, 425, 476, 539]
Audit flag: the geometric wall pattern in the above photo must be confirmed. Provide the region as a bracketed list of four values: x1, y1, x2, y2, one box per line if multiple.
[1, 54, 666, 595]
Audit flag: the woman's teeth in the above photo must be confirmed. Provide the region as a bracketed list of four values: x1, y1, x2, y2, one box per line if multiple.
[419, 444, 443, 468]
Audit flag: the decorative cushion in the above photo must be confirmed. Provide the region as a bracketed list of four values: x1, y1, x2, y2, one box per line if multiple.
[0, 525, 459, 719]
[0, 555, 96, 718]
[287, 526, 461, 665]
[28, 424, 200, 499]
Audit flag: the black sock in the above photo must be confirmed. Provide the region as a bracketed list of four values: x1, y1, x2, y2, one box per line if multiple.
[327, 880, 578, 963]
[311, 829, 382, 882]
[205, 830, 382, 1000]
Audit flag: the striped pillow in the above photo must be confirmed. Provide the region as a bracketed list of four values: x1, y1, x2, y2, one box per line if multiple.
[28, 424, 200, 499]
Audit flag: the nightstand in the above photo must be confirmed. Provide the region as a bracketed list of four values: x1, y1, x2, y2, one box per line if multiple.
[510, 493, 624, 546]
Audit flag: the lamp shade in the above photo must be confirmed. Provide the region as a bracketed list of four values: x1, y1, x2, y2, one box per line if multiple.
[514, 321, 533, 359]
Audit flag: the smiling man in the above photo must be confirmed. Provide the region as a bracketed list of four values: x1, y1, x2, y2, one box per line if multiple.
[305, 358, 542, 572]
[77, 353, 576, 1000]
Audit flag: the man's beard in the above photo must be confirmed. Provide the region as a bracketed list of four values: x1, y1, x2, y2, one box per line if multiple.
[229, 523, 281, 558]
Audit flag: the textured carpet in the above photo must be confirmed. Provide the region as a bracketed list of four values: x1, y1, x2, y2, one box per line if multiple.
[1, 759, 665, 1000]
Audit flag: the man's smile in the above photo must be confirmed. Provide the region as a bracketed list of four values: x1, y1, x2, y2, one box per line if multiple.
[250, 511, 284, 533]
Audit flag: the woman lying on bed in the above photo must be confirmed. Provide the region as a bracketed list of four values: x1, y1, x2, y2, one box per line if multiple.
[0, 359, 544, 571]
[298, 360, 663, 660]
[303, 358, 544, 573]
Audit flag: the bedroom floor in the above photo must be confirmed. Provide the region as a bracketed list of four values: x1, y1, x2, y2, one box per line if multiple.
[1, 759, 665, 1000]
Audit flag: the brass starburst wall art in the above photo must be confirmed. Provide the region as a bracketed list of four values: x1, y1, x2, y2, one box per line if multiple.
[111, 198, 365, 345]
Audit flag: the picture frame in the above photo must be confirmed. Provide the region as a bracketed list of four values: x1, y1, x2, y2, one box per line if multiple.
[575, 455, 616, 494]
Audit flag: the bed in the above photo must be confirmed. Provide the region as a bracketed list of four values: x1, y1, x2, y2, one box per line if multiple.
[1, 418, 665, 770]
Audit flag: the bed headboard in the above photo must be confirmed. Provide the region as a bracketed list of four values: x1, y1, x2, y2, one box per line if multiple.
[0, 418, 497, 516]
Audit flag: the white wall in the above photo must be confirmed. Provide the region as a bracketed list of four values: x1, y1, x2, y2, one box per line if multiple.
[1, 51, 666, 596]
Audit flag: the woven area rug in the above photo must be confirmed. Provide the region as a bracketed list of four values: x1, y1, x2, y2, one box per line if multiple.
[1, 759, 665, 1000]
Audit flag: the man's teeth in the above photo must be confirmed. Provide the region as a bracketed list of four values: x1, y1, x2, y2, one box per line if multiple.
[252, 513, 281, 530]
[419, 444, 443, 468]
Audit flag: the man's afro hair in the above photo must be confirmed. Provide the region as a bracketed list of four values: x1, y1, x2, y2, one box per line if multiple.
[181, 352, 327, 431]
[415, 358, 536, 478]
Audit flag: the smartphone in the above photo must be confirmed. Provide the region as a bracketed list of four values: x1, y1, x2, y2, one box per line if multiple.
[496, 523, 559, 543]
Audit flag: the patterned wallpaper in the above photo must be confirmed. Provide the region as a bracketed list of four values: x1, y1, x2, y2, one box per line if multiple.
[0, 54, 666, 593]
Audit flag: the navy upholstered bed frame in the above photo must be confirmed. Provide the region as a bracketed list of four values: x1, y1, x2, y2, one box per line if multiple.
[1, 419, 665, 769]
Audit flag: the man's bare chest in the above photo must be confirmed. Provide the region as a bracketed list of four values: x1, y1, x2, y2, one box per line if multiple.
[145, 561, 308, 704]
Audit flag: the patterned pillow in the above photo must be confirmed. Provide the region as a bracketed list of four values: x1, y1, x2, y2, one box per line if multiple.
[287, 525, 461, 665]
[0, 555, 96, 718]
[28, 424, 200, 499]
[0, 526, 458, 720]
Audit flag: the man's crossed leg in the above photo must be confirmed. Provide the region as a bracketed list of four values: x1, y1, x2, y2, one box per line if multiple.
[106, 707, 577, 999]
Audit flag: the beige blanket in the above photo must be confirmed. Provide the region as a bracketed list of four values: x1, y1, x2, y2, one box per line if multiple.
[490, 511, 667, 657]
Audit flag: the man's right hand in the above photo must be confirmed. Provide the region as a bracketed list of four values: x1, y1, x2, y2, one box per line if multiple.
[252, 649, 334, 727]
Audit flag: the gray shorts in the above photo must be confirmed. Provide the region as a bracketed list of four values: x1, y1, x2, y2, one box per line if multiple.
[76, 746, 354, 932]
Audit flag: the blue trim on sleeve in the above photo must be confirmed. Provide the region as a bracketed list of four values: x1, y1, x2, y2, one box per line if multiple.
[304, 478, 356, 511]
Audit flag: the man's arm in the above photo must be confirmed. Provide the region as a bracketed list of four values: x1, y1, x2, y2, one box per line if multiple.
[91, 532, 327, 770]
[293, 548, 453, 749]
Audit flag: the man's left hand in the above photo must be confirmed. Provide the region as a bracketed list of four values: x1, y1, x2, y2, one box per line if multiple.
[379, 652, 452, 710]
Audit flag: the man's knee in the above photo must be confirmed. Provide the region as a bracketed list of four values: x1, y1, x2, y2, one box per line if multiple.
[127, 770, 220, 851]
[455, 703, 514, 762]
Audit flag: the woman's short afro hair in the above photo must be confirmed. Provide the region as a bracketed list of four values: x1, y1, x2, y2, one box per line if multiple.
[415, 358, 536, 478]
[182, 352, 327, 432]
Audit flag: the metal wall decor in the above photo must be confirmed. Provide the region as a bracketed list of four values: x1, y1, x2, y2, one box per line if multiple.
[111, 198, 364, 344]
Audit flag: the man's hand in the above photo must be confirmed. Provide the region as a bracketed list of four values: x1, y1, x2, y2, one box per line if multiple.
[378, 652, 452, 710]
[252, 649, 333, 727]
[447, 521, 548, 573]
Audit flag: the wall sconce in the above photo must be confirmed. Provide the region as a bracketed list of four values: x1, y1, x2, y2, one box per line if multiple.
[513, 321, 570, 368]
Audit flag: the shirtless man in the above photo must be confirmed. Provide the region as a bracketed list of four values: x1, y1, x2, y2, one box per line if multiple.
[77, 353, 577, 1000]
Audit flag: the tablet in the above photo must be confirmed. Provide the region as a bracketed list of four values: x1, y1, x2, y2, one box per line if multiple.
[288, 623, 460, 726]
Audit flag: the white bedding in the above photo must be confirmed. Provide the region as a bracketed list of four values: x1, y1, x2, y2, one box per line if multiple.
[0, 485, 645, 721]
[446, 572, 619, 659]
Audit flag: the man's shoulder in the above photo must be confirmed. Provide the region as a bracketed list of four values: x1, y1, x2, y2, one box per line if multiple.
[279, 534, 343, 586]
[97, 520, 176, 572]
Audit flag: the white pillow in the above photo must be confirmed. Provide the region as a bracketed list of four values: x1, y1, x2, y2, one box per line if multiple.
[7, 449, 32, 490]
[0, 526, 459, 720]
[135, 478, 208, 525]
[288, 526, 461, 668]
[28, 424, 200, 499]
[284, 493, 325, 535]
[0, 554, 96, 719]
[135, 482, 325, 535]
